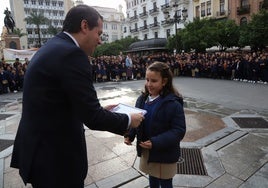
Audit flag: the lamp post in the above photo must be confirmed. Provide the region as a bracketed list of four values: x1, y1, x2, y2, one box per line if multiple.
[164, 0, 188, 53]
[164, 0, 188, 35]
[101, 33, 109, 43]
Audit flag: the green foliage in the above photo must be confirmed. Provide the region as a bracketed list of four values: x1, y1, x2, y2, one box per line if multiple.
[47, 25, 61, 36]
[13, 28, 27, 38]
[180, 18, 216, 52]
[24, 12, 49, 47]
[239, 9, 268, 51]
[214, 19, 240, 50]
[93, 36, 139, 57]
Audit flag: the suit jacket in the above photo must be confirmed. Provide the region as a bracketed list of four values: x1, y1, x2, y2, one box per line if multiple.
[10, 32, 129, 186]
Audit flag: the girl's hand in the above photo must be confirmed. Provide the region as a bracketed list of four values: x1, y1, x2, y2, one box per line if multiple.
[139, 140, 152, 149]
[124, 137, 132, 145]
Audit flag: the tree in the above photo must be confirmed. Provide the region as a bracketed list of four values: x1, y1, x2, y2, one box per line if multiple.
[24, 12, 49, 47]
[239, 10, 268, 51]
[179, 18, 217, 53]
[13, 28, 27, 38]
[93, 36, 139, 57]
[166, 33, 183, 53]
[47, 25, 61, 36]
[214, 19, 240, 51]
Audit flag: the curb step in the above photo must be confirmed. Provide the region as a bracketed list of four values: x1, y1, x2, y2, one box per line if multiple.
[206, 130, 248, 151]
[86, 168, 144, 188]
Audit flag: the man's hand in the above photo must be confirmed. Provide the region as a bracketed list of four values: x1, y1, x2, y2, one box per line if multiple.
[104, 104, 118, 111]
[124, 137, 132, 145]
[130, 113, 144, 128]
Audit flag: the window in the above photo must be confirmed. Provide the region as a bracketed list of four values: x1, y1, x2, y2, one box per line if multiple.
[144, 34, 147, 40]
[154, 17, 157, 25]
[240, 17, 247, 25]
[24, 0, 29, 4]
[220, 0, 225, 13]
[31, 0, 36, 5]
[103, 23, 108, 30]
[153, 2, 157, 9]
[112, 24, 117, 30]
[201, 3, 205, 17]
[38, 0, 43, 5]
[53, 11, 57, 16]
[143, 6, 146, 13]
[27, 29, 32, 34]
[124, 27, 127, 33]
[154, 32, 158, 38]
[166, 29, 170, 38]
[196, 6, 200, 17]
[207, 1, 211, 15]
[241, 0, 249, 7]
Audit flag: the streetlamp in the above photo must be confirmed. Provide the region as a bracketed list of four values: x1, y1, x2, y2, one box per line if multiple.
[101, 32, 109, 43]
[164, 0, 188, 35]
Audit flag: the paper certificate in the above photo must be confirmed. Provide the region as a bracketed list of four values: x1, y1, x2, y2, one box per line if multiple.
[111, 103, 147, 115]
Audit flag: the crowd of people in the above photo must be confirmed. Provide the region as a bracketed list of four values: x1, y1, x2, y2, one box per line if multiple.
[0, 57, 29, 94]
[1, 50, 268, 95]
[91, 50, 268, 84]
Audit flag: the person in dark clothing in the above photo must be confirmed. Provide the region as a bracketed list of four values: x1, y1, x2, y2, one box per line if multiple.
[10, 5, 144, 188]
[124, 61, 186, 188]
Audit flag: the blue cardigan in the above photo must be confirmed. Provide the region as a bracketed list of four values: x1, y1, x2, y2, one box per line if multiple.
[127, 93, 186, 163]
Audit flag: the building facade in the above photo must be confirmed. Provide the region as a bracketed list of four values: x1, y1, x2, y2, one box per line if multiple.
[192, 0, 229, 20]
[93, 6, 125, 43]
[228, 0, 265, 25]
[123, 0, 193, 40]
[9, 0, 73, 49]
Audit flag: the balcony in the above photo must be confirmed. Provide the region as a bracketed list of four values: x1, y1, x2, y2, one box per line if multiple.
[161, 19, 174, 27]
[149, 22, 160, 29]
[139, 12, 148, 19]
[129, 15, 138, 22]
[216, 10, 228, 17]
[139, 25, 149, 32]
[237, 5, 250, 15]
[130, 28, 139, 33]
[149, 7, 159, 15]
[161, 3, 171, 12]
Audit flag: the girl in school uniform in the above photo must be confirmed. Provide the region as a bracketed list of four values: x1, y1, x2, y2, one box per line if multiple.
[124, 61, 186, 188]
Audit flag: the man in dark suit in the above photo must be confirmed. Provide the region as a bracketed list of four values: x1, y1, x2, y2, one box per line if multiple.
[10, 5, 144, 188]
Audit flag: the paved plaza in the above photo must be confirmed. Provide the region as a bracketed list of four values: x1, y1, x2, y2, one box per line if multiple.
[0, 77, 267, 188]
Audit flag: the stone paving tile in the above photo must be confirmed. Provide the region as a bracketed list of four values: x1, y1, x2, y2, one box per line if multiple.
[119, 176, 149, 188]
[217, 133, 268, 181]
[183, 110, 226, 142]
[239, 163, 268, 188]
[87, 157, 130, 183]
[94, 168, 141, 188]
[205, 173, 243, 188]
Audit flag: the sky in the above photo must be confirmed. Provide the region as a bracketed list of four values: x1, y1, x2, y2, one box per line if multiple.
[0, 0, 126, 35]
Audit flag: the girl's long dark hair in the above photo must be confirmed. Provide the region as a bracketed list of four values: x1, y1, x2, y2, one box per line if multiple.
[142, 61, 182, 98]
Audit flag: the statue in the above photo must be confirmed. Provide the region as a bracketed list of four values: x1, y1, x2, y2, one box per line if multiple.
[4, 8, 15, 33]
